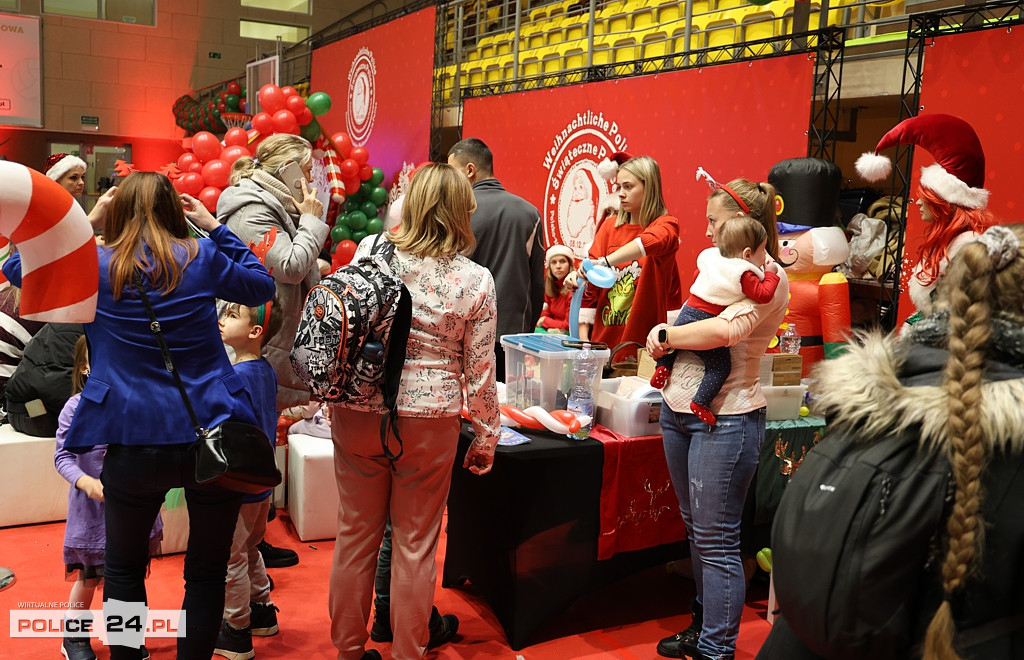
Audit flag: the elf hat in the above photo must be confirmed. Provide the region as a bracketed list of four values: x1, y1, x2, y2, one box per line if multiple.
[43, 153, 88, 182]
[545, 244, 575, 265]
[855, 113, 988, 209]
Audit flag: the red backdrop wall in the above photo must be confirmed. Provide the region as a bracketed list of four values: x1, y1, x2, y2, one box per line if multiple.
[461, 54, 815, 286]
[310, 7, 435, 189]
[897, 27, 1024, 323]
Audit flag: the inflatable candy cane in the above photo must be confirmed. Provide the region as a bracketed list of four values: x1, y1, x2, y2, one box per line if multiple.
[315, 136, 346, 203]
[0, 161, 98, 322]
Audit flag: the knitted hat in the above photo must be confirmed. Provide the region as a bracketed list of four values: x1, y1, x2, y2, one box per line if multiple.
[43, 153, 87, 182]
[545, 244, 575, 265]
[855, 114, 988, 209]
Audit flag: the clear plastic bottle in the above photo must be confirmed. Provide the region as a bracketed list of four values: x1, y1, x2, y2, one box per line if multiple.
[566, 343, 599, 440]
[780, 323, 801, 355]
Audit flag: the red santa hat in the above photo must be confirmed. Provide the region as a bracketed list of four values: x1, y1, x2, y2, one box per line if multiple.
[43, 153, 88, 182]
[854, 113, 988, 209]
[595, 151, 631, 217]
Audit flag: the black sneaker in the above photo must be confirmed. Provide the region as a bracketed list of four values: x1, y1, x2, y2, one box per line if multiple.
[249, 601, 280, 636]
[213, 620, 255, 660]
[427, 607, 459, 649]
[61, 636, 96, 660]
[257, 540, 299, 568]
[369, 605, 391, 642]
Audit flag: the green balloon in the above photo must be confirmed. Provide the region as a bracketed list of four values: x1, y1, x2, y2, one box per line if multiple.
[369, 186, 388, 206]
[360, 201, 378, 219]
[366, 217, 384, 234]
[347, 210, 368, 231]
[369, 167, 385, 187]
[351, 230, 368, 244]
[345, 198, 360, 213]
[330, 223, 351, 243]
[225, 94, 240, 111]
[306, 91, 333, 117]
[300, 117, 321, 142]
[359, 182, 373, 197]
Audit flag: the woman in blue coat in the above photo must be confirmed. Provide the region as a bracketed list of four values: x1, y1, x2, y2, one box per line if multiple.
[3, 172, 275, 660]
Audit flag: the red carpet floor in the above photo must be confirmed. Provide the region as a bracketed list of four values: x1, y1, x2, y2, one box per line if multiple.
[0, 510, 771, 658]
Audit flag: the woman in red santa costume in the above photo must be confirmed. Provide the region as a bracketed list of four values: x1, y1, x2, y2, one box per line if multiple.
[855, 114, 996, 319]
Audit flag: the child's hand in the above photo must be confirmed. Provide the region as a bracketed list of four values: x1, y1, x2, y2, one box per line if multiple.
[75, 475, 104, 502]
[764, 260, 779, 274]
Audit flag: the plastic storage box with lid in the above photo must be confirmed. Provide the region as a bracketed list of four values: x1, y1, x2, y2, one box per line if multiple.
[596, 376, 664, 437]
[763, 384, 808, 420]
[500, 334, 610, 411]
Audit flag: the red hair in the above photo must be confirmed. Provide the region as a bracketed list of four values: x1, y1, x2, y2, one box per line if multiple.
[915, 185, 995, 285]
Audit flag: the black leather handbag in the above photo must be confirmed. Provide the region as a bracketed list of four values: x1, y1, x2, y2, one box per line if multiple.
[136, 279, 282, 494]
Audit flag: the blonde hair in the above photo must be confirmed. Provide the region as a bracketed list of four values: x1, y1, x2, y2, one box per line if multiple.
[229, 134, 312, 185]
[103, 172, 198, 300]
[716, 215, 767, 259]
[389, 163, 477, 258]
[71, 335, 89, 395]
[615, 156, 669, 228]
[710, 179, 780, 260]
[922, 223, 1024, 660]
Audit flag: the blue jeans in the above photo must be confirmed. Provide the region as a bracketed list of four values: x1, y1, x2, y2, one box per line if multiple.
[661, 405, 765, 660]
[102, 443, 243, 660]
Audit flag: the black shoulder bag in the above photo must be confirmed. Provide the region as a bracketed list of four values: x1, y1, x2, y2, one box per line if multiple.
[135, 277, 282, 494]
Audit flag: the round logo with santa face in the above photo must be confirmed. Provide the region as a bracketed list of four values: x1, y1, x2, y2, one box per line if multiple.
[346, 47, 377, 146]
[542, 112, 629, 259]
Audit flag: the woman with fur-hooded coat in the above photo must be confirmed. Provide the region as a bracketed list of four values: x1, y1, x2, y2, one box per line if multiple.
[758, 224, 1024, 660]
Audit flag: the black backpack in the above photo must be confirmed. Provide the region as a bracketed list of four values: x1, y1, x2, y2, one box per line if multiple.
[290, 234, 411, 459]
[771, 426, 952, 660]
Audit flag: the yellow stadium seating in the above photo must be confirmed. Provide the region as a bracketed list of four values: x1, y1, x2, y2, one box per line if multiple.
[476, 35, 498, 59]
[703, 16, 739, 61]
[601, 34, 639, 63]
[520, 22, 547, 50]
[562, 38, 589, 69]
[629, 2, 657, 30]
[561, 14, 589, 41]
[601, 2, 631, 36]
[639, 29, 671, 59]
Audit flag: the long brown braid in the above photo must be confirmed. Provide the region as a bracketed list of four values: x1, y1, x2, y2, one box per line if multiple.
[924, 224, 1024, 658]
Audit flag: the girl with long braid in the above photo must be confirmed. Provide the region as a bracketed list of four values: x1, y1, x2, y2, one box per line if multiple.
[758, 223, 1024, 659]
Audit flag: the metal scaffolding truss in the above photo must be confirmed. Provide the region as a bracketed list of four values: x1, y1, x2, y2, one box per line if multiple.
[808, 27, 844, 163]
[874, 0, 1024, 329]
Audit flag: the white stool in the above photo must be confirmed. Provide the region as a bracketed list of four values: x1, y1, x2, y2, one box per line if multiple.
[287, 434, 339, 542]
[0, 424, 69, 527]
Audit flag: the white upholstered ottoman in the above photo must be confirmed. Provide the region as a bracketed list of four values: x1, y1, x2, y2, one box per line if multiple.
[0, 424, 69, 527]
[287, 434, 339, 542]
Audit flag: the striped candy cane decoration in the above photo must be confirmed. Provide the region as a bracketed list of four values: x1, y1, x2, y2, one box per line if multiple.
[0, 161, 99, 322]
[315, 136, 346, 202]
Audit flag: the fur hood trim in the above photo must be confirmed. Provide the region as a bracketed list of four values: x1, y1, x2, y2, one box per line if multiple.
[811, 331, 1024, 455]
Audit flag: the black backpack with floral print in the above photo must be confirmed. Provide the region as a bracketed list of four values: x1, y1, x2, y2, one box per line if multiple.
[290, 234, 411, 459]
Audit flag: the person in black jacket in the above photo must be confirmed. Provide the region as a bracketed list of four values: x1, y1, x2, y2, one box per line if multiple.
[758, 224, 1024, 660]
[5, 322, 83, 437]
[448, 137, 545, 381]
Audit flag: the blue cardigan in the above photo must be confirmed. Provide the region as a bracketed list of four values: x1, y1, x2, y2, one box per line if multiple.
[2, 225, 275, 451]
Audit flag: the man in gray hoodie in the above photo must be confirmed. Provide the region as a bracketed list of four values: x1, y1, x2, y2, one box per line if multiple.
[448, 138, 546, 381]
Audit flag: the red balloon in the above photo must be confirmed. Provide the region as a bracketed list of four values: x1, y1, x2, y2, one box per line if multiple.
[217, 101, 227, 113]
[330, 132, 353, 158]
[172, 176, 188, 193]
[339, 158, 360, 180]
[251, 112, 273, 135]
[198, 186, 222, 213]
[296, 106, 314, 126]
[177, 152, 198, 170]
[285, 95, 306, 116]
[220, 145, 250, 165]
[188, 161, 204, 174]
[192, 131, 221, 164]
[226, 81, 242, 96]
[201, 159, 230, 189]
[333, 239, 358, 269]
[358, 164, 373, 182]
[281, 86, 298, 98]
[239, 98, 248, 113]
[224, 127, 248, 148]
[350, 146, 370, 166]
[180, 172, 204, 196]
[258, 84, 286, 114]
[218, 91, 229, 102]
[181, 137, 193, 151]
[271, 109, 298, 134]
[344, 178, 361, 195]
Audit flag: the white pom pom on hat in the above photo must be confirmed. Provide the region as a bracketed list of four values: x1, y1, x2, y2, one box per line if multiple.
[596, 150, 632, 181]
[854, 113, 988, 209]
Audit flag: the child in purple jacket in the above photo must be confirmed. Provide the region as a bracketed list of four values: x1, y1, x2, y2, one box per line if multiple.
[54, 336, 163, 660]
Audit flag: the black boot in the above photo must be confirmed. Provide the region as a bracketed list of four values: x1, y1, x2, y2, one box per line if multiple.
[656, 597, 703, 658]
[257, 539, 299, 568]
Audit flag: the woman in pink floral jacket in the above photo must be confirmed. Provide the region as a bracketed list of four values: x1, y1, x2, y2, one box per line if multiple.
[328, 163, 499, 660]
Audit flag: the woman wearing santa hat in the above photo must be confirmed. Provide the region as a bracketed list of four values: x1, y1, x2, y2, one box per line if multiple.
[854, 113, 997, 317]
[44, 152, 118, 233]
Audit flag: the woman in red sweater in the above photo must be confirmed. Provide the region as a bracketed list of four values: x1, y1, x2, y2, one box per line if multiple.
[576, 155, 682, 360]
[536, 244, 575, 334]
